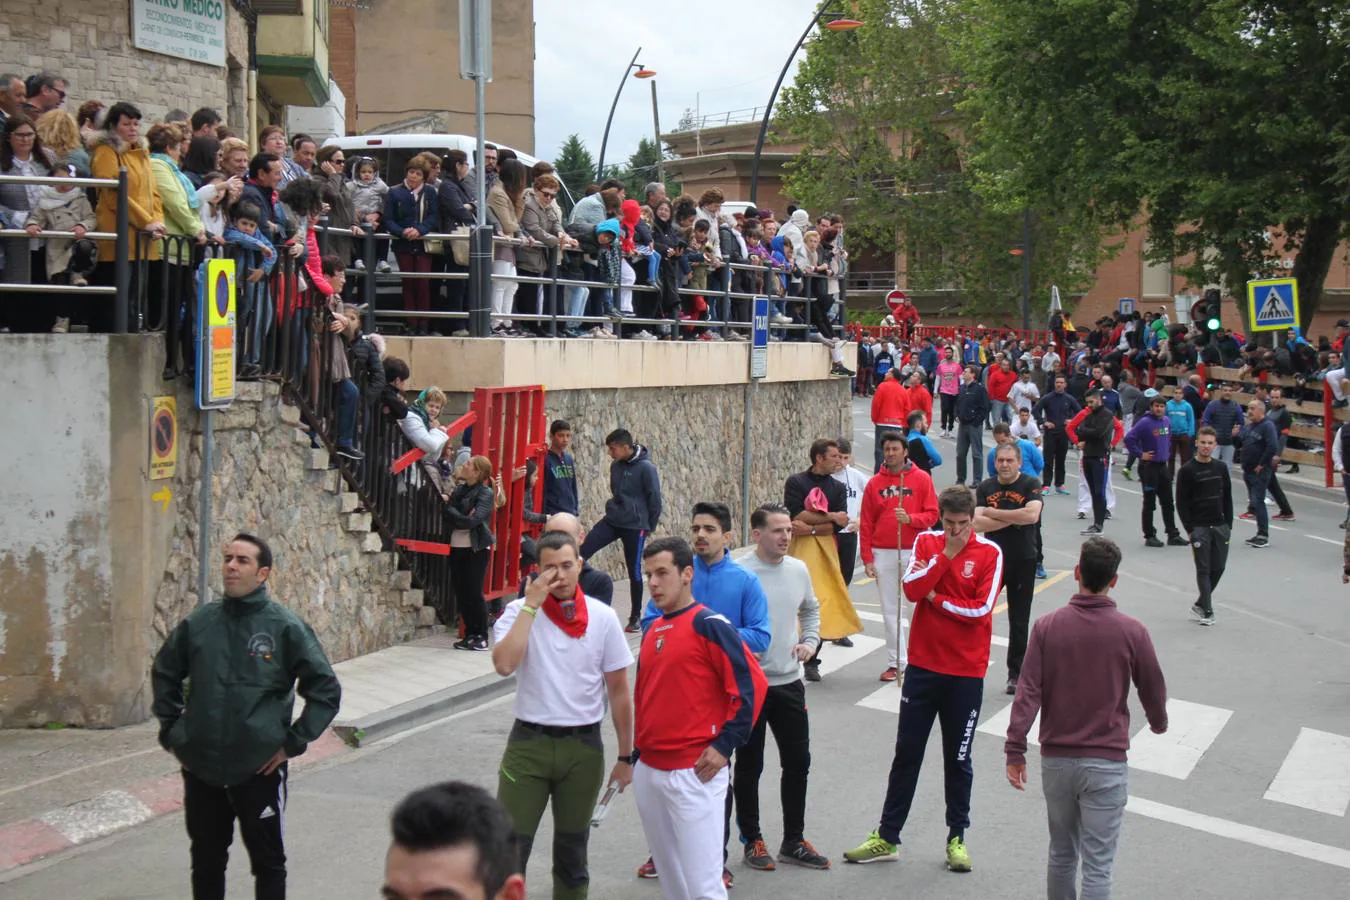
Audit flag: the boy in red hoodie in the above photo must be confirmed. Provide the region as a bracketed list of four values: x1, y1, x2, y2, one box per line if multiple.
[845, 485, 1001, 872]
[859, 432, 939, 682]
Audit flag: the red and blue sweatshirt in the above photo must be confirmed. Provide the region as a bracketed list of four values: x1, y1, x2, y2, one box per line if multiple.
[635, 602, 767, 771]
[901, 531, 1004, 678]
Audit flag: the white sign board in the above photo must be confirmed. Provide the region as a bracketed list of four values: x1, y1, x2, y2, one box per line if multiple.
[131, 0, 227, 68]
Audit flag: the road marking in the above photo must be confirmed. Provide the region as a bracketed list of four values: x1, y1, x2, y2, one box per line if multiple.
[855, 577, 875, 586]
[977, 700, 1039, 743]
[1264, 727, 1350, 816]
[817, 634, 886, 677]
[1126, 795, 1350, 870]
[1127, 699, 1232, 779]
[1035, 570, 1073, 593]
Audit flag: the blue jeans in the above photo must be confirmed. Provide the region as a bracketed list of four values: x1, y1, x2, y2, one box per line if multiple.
[1243, 467, 1271, 535]
[565, 284, 588, 325]
[335, 378, 358, 448]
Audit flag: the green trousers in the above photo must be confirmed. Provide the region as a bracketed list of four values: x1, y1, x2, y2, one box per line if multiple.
[497, 720, 605, 900]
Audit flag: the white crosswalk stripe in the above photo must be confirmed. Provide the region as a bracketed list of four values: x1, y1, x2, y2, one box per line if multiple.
[1263, 728, 1350, 817]
[1127, 699, 1232, 779]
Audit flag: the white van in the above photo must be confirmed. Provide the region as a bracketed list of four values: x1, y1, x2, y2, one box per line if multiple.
[320, 133, 572, 203]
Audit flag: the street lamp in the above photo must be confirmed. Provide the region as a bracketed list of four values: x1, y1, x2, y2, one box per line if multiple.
[748, 4, 863, 205]
[596, 49, 656, 181]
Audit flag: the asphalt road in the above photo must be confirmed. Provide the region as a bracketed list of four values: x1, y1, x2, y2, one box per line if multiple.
[3, 397, 1349, 899]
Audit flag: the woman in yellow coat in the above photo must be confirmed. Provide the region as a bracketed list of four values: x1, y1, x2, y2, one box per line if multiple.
[89, 101, 165, 333]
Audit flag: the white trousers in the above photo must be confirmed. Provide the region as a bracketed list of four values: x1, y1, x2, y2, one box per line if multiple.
[872, 548, 911, 669]
[635, 762, 729, 900]
[490, 260, 515, 326]
[1327, 368, 1347, 402]
[1077, 453, 1116, 514]
[620, 259, 636, 313]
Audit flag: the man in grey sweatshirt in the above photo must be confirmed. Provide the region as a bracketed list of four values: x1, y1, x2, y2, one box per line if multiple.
[731, 503, 829, 874]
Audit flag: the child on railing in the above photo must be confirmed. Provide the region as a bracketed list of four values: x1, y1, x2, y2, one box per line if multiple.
[223, 201, 276, 374]
[345, 157, 391, 273]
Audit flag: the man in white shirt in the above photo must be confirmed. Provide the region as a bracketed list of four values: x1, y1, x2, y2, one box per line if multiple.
[832, 438, 870, 591]
[491, 531, 635, 899]
[1009, 369, 1041, 415]
[1011, 407, 1043, 447]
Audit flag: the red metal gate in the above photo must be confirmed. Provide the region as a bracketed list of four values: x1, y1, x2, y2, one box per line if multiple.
[391, 385, 547, 602]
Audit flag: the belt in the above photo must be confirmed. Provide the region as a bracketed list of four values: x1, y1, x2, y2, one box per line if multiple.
[516, 719, 600, 737]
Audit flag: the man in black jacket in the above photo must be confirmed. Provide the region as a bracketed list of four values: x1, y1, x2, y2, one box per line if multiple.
[955, 365, 991, 486]
[1034, 374, 1081, 495]
[1238, 400, 1280, 549]
[1073, 390, 1117, 535]
[1175, 426, 1232, 626]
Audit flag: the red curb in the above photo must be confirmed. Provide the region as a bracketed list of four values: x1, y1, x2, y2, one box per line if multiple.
[0, 729, 353, 875]
[0, 820, 73, 872]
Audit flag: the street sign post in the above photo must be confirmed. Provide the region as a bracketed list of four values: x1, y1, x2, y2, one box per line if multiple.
[193, 257, 236, 608]
[885, 289, 907, 315]
[1118, 297, 1136, 317]
[750, 296, 769, 380]
[1247, 277, 1299, 332]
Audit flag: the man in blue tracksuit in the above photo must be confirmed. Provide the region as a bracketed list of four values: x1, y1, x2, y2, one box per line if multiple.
[1125, 394, 1186, 548]
[637, 500, 770, 886]
[542, 419, 579, 516]
[580, 428, 662, 631]
[1238, 400, 1280, 549]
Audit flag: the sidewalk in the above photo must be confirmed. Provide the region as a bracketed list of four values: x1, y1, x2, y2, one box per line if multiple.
[0, 626, 510, 874]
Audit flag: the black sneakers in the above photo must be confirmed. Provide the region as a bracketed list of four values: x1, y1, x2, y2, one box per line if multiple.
[1246, 534, 1269, 549]
[1144, 536, 1164, 548]
[1080, 524, 1102, 535]
[804, 661, 822, 682]
[1167, 535, 1190, 547]
[779, 839, 831, 870]
[1189, 602, 1215, 626]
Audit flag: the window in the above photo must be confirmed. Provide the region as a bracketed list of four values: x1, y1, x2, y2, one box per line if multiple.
[254, 0, 302, 13]
[1141, 244, 1172, 298]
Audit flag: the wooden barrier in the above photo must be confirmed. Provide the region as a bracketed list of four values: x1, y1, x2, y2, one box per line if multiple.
[1153, 365, 1348, 488]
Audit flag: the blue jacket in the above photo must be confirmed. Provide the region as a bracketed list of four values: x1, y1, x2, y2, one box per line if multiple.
[1124, 412, 1171, 463]
[907, 429, 943, 469]
[240, 180, 293, 245]
[918, 345, 938, 375]
[1034, 390, 1082, 428]
[223, 226, 277, 275]
[603, 443, 662, 531]
[641, 550, 771, 652]
[987, 438, 1043, 478]
[1165, 399, 1195, 437]
[383, 183, 440, 254]
[542, 448, 579, 516]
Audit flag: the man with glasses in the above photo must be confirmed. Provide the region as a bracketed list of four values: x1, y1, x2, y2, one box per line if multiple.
[21, 71, 65, 117]
[464, 142, 498, 199]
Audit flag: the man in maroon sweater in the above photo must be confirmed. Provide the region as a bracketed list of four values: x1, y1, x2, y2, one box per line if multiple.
[1004, 536, 1168, 900]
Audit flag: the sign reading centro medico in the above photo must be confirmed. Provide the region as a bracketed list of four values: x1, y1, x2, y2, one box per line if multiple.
[131, 0, 227, 68]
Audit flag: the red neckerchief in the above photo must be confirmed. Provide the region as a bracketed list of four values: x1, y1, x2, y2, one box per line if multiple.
[542, 583, 588, 639]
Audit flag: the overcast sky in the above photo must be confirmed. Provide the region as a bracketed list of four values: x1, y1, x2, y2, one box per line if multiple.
[533, 1, 823, 168]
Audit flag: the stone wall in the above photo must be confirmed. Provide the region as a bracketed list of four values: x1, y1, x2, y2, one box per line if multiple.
[0, 0, 246, 127]
[152, 381, 438, 663]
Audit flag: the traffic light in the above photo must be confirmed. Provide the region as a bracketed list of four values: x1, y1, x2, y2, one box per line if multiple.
[1202, 288, 1221, 332]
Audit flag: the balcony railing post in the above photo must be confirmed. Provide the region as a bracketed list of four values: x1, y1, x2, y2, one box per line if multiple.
[362, 226, 376, 333]
[114, 168, 129, 333]
[470, 225, 493, 337]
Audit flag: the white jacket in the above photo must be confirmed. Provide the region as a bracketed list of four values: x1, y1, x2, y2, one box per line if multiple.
[398, 413, 449, 458]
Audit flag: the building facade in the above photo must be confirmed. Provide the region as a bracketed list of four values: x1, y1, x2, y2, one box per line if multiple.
[329, 0, 535, 152]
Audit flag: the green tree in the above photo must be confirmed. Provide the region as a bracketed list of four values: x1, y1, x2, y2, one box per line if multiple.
[617, 136, 679, 202]
[553, 134, 595, 215]
[775, 0, 1102, 320]
[952, 0, 1350, 330]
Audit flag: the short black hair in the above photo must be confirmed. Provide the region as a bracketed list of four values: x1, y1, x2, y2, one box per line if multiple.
[992, 422, 1011, 437]
[937, 485, 975, 518]
[384, 356, 410, 384]
[906, 410, 926, 429]
[390, 782, 518, 896]
[231, 532, 273, 570]
[550, 419, 571, 436]
[104, 101, 142, 130]
[600, 177, 625, 192]
[605, 428, 633, 447]
[642, 535, 694, 571]
[290, 132, 315, 151]
[232, 201, 262, 224]
[279, 177, 324, 216]
[880, 430, 906, 447]
[691, 501, 733, 534]
[190, 107, 221, 131]
[535, 530, 580, 559]
[836, 437, 853, 455]
[249, 151, 279, 180]
[1078, 536, 1121, 593]
[809, 438, 839, 465]
[750, 502, 790, 530]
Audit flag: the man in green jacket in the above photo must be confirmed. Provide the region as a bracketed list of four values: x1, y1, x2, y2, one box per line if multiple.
[152, 533, 342, 900]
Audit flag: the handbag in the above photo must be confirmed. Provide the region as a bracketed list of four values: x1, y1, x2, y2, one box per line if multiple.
[450, 225, 471, 266]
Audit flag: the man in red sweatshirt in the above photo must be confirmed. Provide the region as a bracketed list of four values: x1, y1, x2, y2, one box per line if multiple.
[860, 431, 939, 682]
[986, 357, 1018, 427]
[870, 369, 911, 471]
[633, 536, 767, 900]
[844, 485, 1002, 872]
[1005, 536, 1168, 900]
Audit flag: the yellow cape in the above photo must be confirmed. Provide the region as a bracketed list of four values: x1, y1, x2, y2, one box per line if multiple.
[789, 534, 863, 640]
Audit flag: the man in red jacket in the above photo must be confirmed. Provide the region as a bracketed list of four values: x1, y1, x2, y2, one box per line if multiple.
[1005, 537, 1168, 900]
[987, 357, 1018, 428]
[870, 369, 911, 471]
[844, 485, 1002, 872]
[860, 432, 939, 683]
[633, 536, 767, 900]
[906, 369, 933, 426]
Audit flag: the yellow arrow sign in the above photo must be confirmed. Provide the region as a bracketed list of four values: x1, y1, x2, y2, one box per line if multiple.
[152, 487, 172, 511]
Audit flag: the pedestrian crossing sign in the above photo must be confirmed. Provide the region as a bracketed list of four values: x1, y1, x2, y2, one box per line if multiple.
[1246, 277, 1299, 332]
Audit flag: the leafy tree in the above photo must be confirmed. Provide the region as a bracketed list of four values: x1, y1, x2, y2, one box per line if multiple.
[775, 0, 1103, 320]
[952, 0, 1350, 330]
[553, 134, 595, 215]
[617, 136, 679, 202]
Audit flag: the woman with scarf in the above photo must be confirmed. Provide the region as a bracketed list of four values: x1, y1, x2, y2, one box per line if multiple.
[147, 121, 206, 371]
[448, 455, 498, 651]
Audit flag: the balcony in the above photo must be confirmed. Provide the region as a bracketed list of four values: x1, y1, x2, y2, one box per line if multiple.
[256, 0, 331, 107]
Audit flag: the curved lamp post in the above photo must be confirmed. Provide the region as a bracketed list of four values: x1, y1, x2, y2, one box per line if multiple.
[748, 7, 862, 205]
[597, 48, 657, 181]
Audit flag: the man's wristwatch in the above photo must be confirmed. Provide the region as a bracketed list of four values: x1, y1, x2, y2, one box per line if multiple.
[617, 754, 634, 765]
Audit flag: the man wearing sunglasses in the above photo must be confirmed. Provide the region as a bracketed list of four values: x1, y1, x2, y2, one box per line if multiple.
[21, 71, 65, 117]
